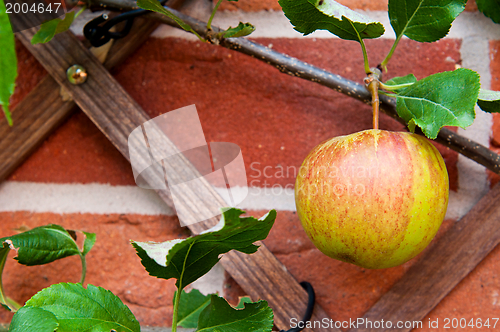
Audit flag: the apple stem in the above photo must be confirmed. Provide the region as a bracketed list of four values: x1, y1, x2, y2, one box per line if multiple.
[365, 69, 382, 130]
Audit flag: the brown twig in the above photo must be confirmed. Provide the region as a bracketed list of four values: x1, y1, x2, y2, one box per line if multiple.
[365, 70, 381, 130]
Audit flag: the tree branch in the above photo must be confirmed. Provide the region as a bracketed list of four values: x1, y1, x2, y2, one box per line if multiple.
[85, 0, 500, 175]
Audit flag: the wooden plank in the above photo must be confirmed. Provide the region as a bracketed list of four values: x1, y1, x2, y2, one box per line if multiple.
[0, 77, 75, 181]
[14, 23, 335, 331]
[0, 16, 159, 182]
[352, 183, 500, 332]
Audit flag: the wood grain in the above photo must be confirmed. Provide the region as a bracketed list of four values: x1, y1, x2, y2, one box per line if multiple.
[0, 17, 159, 182]
[14, 22, 334, 331]
[352, 183, 500, 332]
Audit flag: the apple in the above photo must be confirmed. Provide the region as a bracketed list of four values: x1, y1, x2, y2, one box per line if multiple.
[295, 129, 449, 269]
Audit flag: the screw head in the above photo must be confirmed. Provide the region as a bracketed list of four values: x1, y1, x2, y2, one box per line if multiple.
[66, 65, 88, 85]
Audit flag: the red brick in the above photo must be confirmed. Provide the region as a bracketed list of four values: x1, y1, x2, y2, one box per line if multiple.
[8, 111, 136, 185]
[488, 41, 500, 187]
[0, 212, 189, 326]
[11, 37, 460, 190]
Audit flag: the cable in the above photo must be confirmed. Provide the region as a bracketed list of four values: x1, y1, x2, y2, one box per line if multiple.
[280, 281, 316, 332]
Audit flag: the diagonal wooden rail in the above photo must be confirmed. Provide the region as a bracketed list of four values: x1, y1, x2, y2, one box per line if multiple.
[0, 14, 162, 182]
[11, 18, 334, 332]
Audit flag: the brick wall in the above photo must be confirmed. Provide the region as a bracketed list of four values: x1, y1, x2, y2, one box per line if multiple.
[1, 0, 500, 330]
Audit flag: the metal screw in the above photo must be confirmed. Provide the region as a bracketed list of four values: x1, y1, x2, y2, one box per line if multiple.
[66, 65, 88, 85]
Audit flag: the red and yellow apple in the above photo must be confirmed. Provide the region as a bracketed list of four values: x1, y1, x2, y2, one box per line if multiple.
[295, 129, 449, 269]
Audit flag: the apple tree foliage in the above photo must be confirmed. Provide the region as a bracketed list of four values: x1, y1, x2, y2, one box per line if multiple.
[4, 208, 276, 332]
[279, 0, 500, 139]
[132, 208, 276, 331]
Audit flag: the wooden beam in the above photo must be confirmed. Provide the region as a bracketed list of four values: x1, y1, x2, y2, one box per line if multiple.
[352, 183, 500, 332]
[13, 24, 334, 331]
[0, 16, 159, 182]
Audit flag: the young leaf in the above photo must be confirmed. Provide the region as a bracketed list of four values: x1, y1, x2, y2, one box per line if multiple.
[82, 231, 96, 256]
[234, 296, 252, 309]
[132, 208, 276, 288]
[0, 0, 17, 126]
[476, 0, 500, 24]
[388, 0, 466, 43]
[395, 68, 480, 139]
[9, 307, 59, 332]
[477, 89, 500, 113]
[24, 283, 140, 332]
[278, 0, 384, 39]
[223, 22, 255, 38]
[176, 289, 211, 328]
[137, 0, 202, 40]
[0, 225, 81, 266]
[31, 11, 76, 45]
[197, 295, 273, 332]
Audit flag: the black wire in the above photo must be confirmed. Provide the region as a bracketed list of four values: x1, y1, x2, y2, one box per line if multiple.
[83, 0, 167, 47]
[280, 281, 316, 332]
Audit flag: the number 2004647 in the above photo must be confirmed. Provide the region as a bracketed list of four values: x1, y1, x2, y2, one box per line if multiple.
[440, 318, 499, 329]
[6, 2, 62, 13]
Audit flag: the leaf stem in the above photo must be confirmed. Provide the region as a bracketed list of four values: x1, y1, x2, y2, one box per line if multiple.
[365, 71, 381, 130]
[74, 5, 86, 19]
[379, 81, 414, 91]
[380, 34, 403, 72]
[360, 38, 371, 75]
[79, 253, 87, 285]
[172, 241, 195, 332]
[347, 19, 371, 74]
[171, 290, 181, 332]
[207, 0, 222, 30]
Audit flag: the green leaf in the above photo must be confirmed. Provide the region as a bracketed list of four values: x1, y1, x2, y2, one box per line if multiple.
[176, 289, 211, 328]
[132, 208, 276, 288]
[0, 225, 80, 266]
[24, 283, 140, 332]
[278, 0, 384, 39]
[385, 74, 417, 86]
[223, 22, 255, 38]
[388, 0, 466, 43]
[0, 0, 17, 126]
[137, 0, 202, 39]
[197, 295, 273, 332]
[82, 231, 96, 256]
[9, 307, 59, 332]
[0, 242, 10, 311]
[476, 0, 500, 24]
[395, 68, 480, 139]
[31, 11, 76, 45]
[477, 89, 500, 113]
[234, 296, 252, 309]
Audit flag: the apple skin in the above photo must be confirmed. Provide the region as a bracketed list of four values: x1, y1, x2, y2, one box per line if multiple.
[295, 129, 449, 269]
